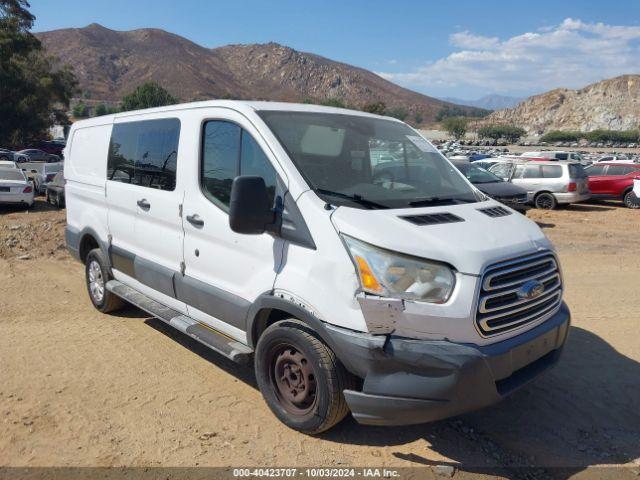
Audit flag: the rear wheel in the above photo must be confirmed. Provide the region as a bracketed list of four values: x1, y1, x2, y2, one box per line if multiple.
[85, 248, 125, 313]
[255, 319, 355, 434]
[535, 192, 557, 210]
[623, 190, 640, 209]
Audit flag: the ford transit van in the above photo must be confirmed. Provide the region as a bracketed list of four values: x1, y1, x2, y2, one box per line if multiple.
[65, 101, 570, 434]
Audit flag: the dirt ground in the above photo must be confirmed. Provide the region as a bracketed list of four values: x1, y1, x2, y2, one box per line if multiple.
[1, 197, 639, 479]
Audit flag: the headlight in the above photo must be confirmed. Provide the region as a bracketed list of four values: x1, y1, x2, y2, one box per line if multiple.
[342, 235, 455, 303]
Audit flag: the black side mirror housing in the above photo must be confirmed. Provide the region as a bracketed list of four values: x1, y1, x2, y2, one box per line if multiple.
[229, 176, 276, 235]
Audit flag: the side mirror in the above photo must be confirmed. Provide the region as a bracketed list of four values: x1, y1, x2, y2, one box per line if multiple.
[229, 176, 275, 235]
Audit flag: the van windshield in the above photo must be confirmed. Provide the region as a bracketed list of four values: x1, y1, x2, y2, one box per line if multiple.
[258, 111, 481, 209]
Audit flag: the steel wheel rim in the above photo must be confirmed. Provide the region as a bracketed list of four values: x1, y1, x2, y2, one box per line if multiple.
[269, 344, 317, 415]
[88, 260, 105, 303]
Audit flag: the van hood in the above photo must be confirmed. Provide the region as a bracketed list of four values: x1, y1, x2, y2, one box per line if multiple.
[330, 201, 553, 275]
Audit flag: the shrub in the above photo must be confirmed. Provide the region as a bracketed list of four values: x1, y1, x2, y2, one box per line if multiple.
[386, 106, 408, 121]
[477, 124, 526, 143]
[442, 116, 468, 139]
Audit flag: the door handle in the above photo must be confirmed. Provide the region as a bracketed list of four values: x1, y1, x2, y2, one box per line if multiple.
[137, 198, 151, 210]
[186, 214, 204, 227]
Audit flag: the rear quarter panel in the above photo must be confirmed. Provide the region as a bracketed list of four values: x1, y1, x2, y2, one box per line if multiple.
[65, 121, 113, 248]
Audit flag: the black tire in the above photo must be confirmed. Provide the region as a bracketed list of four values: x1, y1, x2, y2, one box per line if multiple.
[46, 191, 51, 204]
[85, 248, 125, 313]
[255, 319, 355, 434]
[534, 192, 557, 210]
[55, 192, 63, 208]
[623, 190, 640, 209]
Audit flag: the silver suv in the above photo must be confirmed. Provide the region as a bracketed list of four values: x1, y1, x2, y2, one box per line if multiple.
[489, 160, 591, 209]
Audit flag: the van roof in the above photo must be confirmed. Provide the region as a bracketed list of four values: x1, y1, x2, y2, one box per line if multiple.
[70, 100, 400, 128]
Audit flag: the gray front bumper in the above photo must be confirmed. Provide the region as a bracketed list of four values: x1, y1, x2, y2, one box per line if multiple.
[326, 302, 570, 426]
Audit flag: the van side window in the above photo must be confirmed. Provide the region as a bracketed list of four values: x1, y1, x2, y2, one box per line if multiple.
[240, 130, 277, 205]
[201, 120, 277, 210]
[107, 118, 180, 191]
[202, 121, 241, 209]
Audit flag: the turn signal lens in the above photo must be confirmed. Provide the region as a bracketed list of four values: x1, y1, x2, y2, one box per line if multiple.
[568, 182, 577, 192]
[354, 255, 383, 294]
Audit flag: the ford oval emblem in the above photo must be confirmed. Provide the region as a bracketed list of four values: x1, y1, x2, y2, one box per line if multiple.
[518, 280, 545, 300]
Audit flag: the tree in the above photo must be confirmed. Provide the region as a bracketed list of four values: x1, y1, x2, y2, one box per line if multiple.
[477, 124, 526, 143]
[72, 102, 89, 118]
[414, 112, 424, 125]
[0, 0, 77, 146]
[386, 106, 408, 121]
[319, 97, 347, 108]
[120, 82, 178, 111]
[442, 116, 468, 140]
[363, 101, 386, 115]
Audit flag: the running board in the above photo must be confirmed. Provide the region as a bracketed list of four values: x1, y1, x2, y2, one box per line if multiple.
[106, 280, 253, 364]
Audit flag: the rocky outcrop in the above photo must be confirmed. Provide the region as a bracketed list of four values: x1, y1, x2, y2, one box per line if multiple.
[486, 75, 640, 133]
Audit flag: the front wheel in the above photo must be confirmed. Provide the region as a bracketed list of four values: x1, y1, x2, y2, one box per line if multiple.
[255, 319, 355, 434]
[535, 192, 557, 210]
[623, 191, 640, 209]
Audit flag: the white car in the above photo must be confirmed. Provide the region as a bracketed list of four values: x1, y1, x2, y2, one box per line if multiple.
[0, 160, 18, 169]
[596, 155, 635, 164]
[0, 168, 34, 208]
[64, 100, 570, 433]
[21, 162, 63, 194]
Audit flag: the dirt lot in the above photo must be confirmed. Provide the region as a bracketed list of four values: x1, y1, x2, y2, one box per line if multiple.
[1, 198, 639, 479]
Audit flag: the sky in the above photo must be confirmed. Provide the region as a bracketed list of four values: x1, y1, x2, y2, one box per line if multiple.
[31, 0, 640, 100]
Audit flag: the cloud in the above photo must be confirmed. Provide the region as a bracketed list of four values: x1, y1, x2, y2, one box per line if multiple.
[378, 18, 640, 96]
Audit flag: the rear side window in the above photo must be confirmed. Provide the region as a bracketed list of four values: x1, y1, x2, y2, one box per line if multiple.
[555, 153, 568, 160]
[107, 118, 180, 191]
[523, 165, 541, 179]
[201, 120, 277, 211]
[541, 165, 563, 178]
[586, 165, 606, 176]
[607, 165, 636, 176]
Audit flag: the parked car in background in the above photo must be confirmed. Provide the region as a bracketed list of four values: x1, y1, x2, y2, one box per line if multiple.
[16, 149, 61, 163]
[521, 151, 591, 165]
[21, 162, 63, 194]
[490, 161, 590, 209]
[36, 140, 65, 158]
[596, 155, 635, 164]
[451, 161, 529, 213]
[0, 148, 29, 163]
[585, 163, 640, 209]
[45, 170, 66, 208]
[0, 167, 34, 208]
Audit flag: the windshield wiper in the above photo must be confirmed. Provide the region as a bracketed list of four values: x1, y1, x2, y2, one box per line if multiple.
[316, 189, 390, 209]
[408, 197, 475, 207]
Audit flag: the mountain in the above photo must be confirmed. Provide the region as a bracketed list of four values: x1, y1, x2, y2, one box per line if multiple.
[35, 23, 475, 123]
[486, 75, 640, 133]
[442, 94, 524, 111]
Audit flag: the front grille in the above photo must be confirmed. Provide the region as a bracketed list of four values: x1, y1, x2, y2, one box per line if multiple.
[476, 252, 562, 336]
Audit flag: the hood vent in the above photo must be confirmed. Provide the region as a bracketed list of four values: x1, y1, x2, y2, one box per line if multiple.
[478, 206, 512, 218]
[401, 213, 464, 226]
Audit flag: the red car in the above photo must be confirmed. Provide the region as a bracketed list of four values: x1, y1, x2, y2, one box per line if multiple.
[585, 162, 640, 208]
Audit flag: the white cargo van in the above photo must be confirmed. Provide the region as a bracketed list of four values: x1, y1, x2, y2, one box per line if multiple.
[65, 101, 570, 434]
